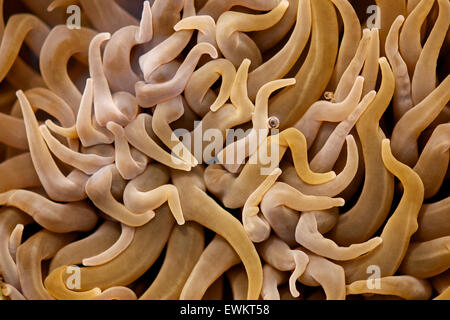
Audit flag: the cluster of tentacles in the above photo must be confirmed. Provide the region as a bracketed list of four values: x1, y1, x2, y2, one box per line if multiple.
[0, 0, 449, 300]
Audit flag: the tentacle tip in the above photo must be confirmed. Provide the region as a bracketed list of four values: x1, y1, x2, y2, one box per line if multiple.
[242, 58, 251, 67]
[378, 57, 388, 64]
[280, 0, 290, 8]
[1, 285, 11, 297]
[374, 237, 383, 245]
[99, 32, 112, 41]
[249, 233, 269, 244]
[173, 20, 186, 32]
[209, 48, 219, 59]
[84, 78, 93, 87]
[92, 287, 102, 296]
[38, 124, 47, 134]
[271, 168, 282, 176]
[146, 210, 156, 221]
[289, 279, 300, 298]
[135, 81, 145, 90]
[245, 220, 270, 242]
[209, 104, 222, 112]
[285, 78, 296, 86]
[337, 198, 345, 207]
[106, 121, 121, 132]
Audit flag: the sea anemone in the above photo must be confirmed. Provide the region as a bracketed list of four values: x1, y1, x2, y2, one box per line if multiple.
[0, 0, 448, 301]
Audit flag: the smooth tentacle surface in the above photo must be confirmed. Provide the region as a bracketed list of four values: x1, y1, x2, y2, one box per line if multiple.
[390, 75, 450, 167]
[171, 166, 263, 300]
[138, 0, 196, 81]
[414, 198, 450, 242]
[257, 235, 309, 298]
[216, 1, 289, 70]
[40, 26, 97, 113]
[268, 0, 339, 129]
[140, 223, 204, 300]
[102, 1, 153, 94]
[329, 58, 395, 246]
[17, 90, 88, 202]
[341, 139, 424, 283]
[247, 0, 311, 100]
[136, 43, 218, 108]
[411, 0, 450, 106]
[385, 15, 413, 122]
[180, 235, 239, 300]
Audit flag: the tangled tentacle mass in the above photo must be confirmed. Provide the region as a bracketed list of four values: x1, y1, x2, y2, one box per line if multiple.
[0, 0, 449, 300]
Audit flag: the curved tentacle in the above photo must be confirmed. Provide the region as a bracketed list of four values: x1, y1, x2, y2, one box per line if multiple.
[346, 276, 432, 300]
[136, 43, 218, 108]
[82, 224, 135, 267]
[329, 58, 395, 246]
[138, 0, 196, 81]
[52, 205, 174, 291]
[391, 75, 450, 167]
[140, 223, 204, 300]
[341, 139, 424, 283]
[180, 235, 239, 300]
[411, 0, 450, 105]
[268, 0, 339, 129]
[124, 113, 192, 171]
[49, 221, 121, 272]
[0, 208, 33, 290]
[247, 0, 311, 99]
[17, 90, 88, 201]
[295, 211, 382, 261]
[85, 165, 155, 227]
[102, 1, 152, 94]
[0, 189, 98, 233]
[385, 15, 413, 122]
[172, 166, 263, 300]
[79, 0, 138, 33]
[413, 123, 450, 199]
[215, 0, 289, 70]
[184, 59, 236, 115]
[17, 230, 78, 299]
[40, 26, 97, 113]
